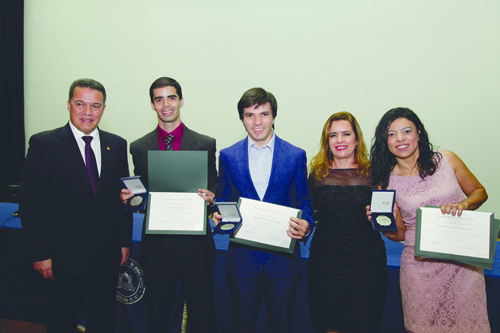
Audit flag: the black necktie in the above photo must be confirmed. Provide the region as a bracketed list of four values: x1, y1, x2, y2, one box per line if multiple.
[82, 136, 99, 195]
[164, 134, 175, 151]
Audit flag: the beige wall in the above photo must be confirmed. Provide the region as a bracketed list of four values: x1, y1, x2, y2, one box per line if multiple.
[24, 0, 500, 213]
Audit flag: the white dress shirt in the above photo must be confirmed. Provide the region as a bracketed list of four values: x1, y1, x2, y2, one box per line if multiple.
[248, 133, 275, 201]
[68, 121, 102, 175]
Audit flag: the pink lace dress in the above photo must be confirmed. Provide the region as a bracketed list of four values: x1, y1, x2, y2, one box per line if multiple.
[389, 152, 490, 333]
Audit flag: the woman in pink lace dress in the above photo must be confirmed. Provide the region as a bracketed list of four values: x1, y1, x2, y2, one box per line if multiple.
[369, 107, 490, 332]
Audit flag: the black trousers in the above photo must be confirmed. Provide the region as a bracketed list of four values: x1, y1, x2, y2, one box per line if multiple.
[44, 262, 118, 333]
[143, 257, 217, 333]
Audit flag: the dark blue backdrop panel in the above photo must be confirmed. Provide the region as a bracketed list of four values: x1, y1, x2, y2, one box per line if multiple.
[1, 202, 498, 332]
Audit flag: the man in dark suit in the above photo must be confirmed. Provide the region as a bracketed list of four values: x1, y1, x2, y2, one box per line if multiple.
[213, 87, 314, 333]
[19, 78, 133, 333]
[122, 77, 217, 333]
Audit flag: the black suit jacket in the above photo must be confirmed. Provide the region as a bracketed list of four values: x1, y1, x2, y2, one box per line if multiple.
[19, 123, 133, 276]
[130, 125, 218, 268]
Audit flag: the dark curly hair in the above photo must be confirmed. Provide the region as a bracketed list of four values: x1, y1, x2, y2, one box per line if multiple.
[370, 107, 441, 189]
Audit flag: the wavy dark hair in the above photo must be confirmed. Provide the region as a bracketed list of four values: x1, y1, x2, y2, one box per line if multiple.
[237, 87, 277, 121]
[370, 107, 441, 189]
[309, 112, 370, 180]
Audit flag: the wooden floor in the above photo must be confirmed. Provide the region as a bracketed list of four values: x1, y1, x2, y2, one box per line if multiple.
[0, 318, 46, 333]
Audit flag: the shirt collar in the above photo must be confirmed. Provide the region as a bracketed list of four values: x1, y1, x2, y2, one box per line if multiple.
[157, 122, 184, 143]
[247, 132, 275, 153]
[68, 121, 99, 141]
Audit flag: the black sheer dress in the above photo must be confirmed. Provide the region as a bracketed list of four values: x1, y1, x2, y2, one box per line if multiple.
[308, 169, 387, 333]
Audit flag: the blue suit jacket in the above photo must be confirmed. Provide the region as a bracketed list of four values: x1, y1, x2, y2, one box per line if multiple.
[216, 135, 313, 280]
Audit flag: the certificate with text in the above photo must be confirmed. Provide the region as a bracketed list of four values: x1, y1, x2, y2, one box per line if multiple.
[230, 197, 302, 254]
[415, 206, 497, 269]
[145, 192, 206, 235]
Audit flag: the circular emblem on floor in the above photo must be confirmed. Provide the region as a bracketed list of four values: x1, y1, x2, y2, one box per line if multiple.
[116, 258, 145, 305]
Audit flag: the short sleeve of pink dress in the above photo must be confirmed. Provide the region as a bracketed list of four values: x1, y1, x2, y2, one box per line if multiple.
[389, 151, 490, 333]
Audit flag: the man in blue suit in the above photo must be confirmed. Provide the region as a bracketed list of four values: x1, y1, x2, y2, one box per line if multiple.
[214, 87, 313, 333]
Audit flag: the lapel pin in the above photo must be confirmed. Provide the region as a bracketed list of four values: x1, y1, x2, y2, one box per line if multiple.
[107, 147, 110, 150]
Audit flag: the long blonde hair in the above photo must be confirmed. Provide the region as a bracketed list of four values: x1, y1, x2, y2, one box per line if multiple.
[309, 112, 371, 180]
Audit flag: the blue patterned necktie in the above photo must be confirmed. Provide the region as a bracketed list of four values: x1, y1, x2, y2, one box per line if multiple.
[82, 136, 99, 195]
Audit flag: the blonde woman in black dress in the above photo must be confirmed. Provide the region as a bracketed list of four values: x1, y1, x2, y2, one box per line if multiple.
[308, 112, 387, 333]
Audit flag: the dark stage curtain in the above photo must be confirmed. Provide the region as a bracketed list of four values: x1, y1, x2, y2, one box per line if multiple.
[0, 0, 25, 202]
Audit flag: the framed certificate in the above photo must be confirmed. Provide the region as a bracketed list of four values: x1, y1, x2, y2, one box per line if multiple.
[229, 197, 302, 254]
[415, 206, 499, 270]
[144, 192, 206, 235]
[144, 151, 208, 235]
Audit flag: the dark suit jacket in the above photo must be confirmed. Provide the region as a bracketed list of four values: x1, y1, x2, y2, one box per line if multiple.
[216, 135, 314, 280]
[19, 123, 133, 277]
[129, 125, 218, 268]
